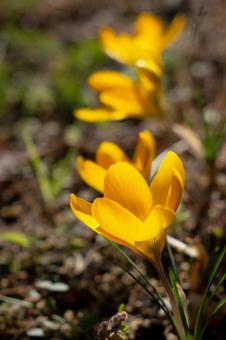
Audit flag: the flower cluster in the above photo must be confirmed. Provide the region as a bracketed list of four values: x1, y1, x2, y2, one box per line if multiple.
[100, 12, 185, 69]
[70, 12, 187, 338]
[76, 130, 155, 191]
[74, 12, 185, 122]
[71, 12, 186, 259]
[71, 131, 185, 262]
[69, 12, 225, 340]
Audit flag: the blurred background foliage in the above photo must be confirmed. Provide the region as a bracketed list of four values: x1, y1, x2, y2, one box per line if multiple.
[0, 0, 106, 121]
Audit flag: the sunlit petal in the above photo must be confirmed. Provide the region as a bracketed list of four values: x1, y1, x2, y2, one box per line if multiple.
[137, 67, 161, 93]
[134, 207, 175, 261]
[135, 233, 166, 262]
[99, 88, 142, 114]
[133, 205, 175, 242]
[92, 197, 143, 244]
[77, 156, 106, 193]
[165, 168, 184, 210]
[135, 12, 165, 38]
[70, 194, 98, 229]
[104, 162, 152, 220]
[88, 71, 134, 91]
[96, 226, 139, 252]
[163, 14, 186, 48]
[100, 27, 135, 65]
[74, 108, 129, 122]
[150, 151, 185, 209]
[96, 141, 129, 169]
[133, 130, 156, 178]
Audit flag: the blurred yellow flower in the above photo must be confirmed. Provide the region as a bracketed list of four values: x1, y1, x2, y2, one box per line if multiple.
[100, 12, 186, 71]
[70, 151, 185, 261]
[77, 130, 155, 192]
[74, 68, 162, 122]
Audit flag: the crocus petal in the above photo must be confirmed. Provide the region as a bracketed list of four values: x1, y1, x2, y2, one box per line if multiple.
[70, 194, 98, 229]
[135, 233, 166, 262]
[163, 14, 186, 48]
[135, 12, 165, 39]
[137, 67, 161, 94]
[96, 226, 139, 252]
[96, 142, 129, 169]
[100, 27, 136, 65]
[144, 205, 175, 236]
[104, 162, 152, 221]
[92, 197, 143, 245]
[134, 206, 175, 260]
[74, 108, 129, 122]
[133, 205, 175, 242]
[136, 68, 163, 117]
[136, 57, 163, 77]
[150, 151, 185, 209]
[99, 88, 143, 114]
[100, 14, 185, 71]
[77, 156, 106, 193]
[165, 168, 184, 211]
[69, 195, 129, 245]
[88, 71, 134, 91]
[133, 130, 156, 178]
[100, 29, 162, 74]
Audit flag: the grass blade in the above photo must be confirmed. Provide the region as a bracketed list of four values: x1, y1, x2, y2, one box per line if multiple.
[199, 298, 226, 340]
[166, 239, 179, 282]
[209, 272, 226, 300]
[108, 241, 176, 326]
[193, 245, 226, 339]
[208, 298, 226, 319]
[169, 269, 191, 338]
[23, 127, 54, 206]
[113, 258, 179, 334]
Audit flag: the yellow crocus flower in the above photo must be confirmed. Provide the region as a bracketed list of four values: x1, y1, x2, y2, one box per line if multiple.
[77, 130, 155, 192]
[70, 151, 185, 262]
[74, 68, 162, 122]
[100, 12, 186, 71]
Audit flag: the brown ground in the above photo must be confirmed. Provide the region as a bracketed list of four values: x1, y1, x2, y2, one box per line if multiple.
[0, 0, 225, 339]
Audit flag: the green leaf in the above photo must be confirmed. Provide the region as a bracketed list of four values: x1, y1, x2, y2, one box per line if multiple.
[199, 298, 226, 339]
[23, 127, 55, 206]
[209, 298, 226, 318]
[166, 239, 179, 282]
[193, 245, 226, 340]
[169, 270, 191, 337]
[209, 272, 226, 300]
[109, 241, 177, 332]
[118, 303, 125, 312]
[50, 148, 74, 197]
[203, 131, 225, 165]
[0, 232, 30, 247]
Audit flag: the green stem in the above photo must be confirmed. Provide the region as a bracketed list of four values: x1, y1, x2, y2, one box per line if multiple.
[154, 258, 186, 340]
